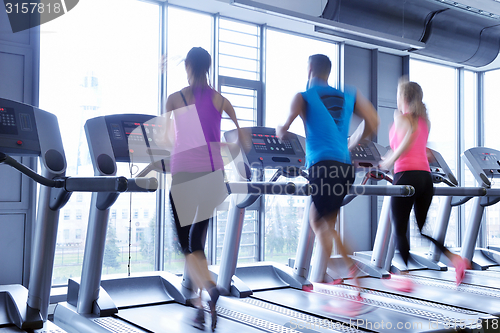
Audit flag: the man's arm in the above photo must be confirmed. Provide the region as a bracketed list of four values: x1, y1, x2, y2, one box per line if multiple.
[277, 93, 305, 140]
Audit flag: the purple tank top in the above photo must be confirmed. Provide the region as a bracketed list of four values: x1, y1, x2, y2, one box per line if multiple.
[170, 87, 223, 175]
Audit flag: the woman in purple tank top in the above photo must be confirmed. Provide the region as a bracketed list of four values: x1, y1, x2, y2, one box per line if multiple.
[380, 78, 470, 292]
[164, 47, 247, 331]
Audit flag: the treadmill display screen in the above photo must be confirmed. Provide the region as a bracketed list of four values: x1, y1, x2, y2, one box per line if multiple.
[351, 143, 374, 161]
[252, 138, 265, 145]
[0, 107, 18, 135]
[479, 152, 499, 166]
[428, 154, 439, 167]
[251, 133, 295, 155]
[122, 121, 145, 143]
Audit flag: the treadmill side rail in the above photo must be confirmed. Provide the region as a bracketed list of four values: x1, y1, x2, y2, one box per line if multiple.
[0, 286, 43, 329]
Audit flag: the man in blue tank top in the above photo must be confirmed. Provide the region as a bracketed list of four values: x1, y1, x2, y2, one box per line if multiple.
[277, 54, 379, 302]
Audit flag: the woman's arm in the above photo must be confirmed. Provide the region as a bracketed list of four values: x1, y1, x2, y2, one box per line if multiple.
[221, 95, 251, 152]
[380, 111, 417, 170]
[162, 93, 178, 150]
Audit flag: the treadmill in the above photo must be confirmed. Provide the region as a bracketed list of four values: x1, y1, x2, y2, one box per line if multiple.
[460, 147, 500, 271]
[409, 147, 500, 288]
[215, 129, 490, 333]
[378, 147, 500, 291]
[53, 115, 337, 333]
[321, 145, 500, 322]
[0, 98, 152, 332]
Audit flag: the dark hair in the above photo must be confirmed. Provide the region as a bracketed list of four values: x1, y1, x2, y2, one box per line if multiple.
[309, 54, 331, 76]
[185, 47, 211, 79]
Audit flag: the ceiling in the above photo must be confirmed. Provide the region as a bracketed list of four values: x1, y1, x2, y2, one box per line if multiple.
[167, 0, 500, 71]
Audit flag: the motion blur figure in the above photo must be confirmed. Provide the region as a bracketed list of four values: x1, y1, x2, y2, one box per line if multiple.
[164, 47, 247, 331]
[380, 78, 471, 292]
[277, 54, 379, 315]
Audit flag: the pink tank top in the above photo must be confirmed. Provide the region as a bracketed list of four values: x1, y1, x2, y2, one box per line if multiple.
[389, 116, 430, 174]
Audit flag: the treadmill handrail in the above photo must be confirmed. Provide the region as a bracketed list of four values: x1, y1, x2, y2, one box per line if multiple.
[433, 187, 487, 196]
[1, 152, 157, 193]
[0, 152, 61, 188]
[228, 181, 296, 195]
[350, 185, 414, 197]
[63, 177, 128, 192]
[485, 188, 500, 196]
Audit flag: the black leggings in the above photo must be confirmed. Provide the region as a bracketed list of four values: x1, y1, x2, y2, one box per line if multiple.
[391, 171, 448, 266]
[170, 192, 209, 255]
[169, 172, 212, 255]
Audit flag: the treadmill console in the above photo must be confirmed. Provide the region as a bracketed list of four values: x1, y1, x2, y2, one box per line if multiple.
[224, 127, 305, 170]
[98, 114, 169, 163]
[463, 147, 500, 187]
[0, 98, 40, 155]
[350, 140, 385, 171]
[427, 148, 458, 186]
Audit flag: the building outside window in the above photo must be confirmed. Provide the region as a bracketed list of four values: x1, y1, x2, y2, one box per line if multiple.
[40, 0, 160, 285]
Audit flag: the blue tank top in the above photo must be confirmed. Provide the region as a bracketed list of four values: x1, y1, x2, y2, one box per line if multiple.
[302, 79, 356, 168]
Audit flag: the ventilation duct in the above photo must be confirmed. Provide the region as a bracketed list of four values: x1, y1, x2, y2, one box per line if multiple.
[321, 0, 500, 67]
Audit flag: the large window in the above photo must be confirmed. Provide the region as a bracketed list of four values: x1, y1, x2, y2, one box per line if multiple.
[219, 19, 260, 81]
[409, 59, 458, 251]
[265, 29, 338, 264]
[40, 0, 160, 285]
[215, 18, 261, 264]
[166, 7, 213, 97]
[484, 69, 500, 247]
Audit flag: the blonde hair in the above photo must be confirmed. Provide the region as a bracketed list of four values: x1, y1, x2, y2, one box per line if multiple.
[398, 78, 430, 127]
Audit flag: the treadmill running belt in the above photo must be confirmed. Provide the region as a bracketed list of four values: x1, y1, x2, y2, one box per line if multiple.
[117, 303, 283, 333]
[252, 288, 484, 333]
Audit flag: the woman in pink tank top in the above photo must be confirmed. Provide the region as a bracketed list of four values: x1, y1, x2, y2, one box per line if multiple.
[164, 47, 248, 331]
[381, 79, 470, 292]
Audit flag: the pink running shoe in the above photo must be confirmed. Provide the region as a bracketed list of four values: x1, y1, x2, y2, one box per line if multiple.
[325, 278, 343, 286]
[383, 275, 414, 293]
[348, 264, 362, 297]
[324, 295, 365, 317]
[454, 257, 472, 286]
[302, 284, 314, 292]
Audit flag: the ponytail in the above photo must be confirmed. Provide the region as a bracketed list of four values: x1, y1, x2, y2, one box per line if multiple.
[398, 79, 430, 128]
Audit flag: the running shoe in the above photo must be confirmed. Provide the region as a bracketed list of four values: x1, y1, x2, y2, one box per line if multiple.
[348, 264, 362, 297]
[383, 275, 414, 293]
[208, 300, 217, 332]
[454, 256, 472, 286]
[324, 294, 365, 317]
[192, 307, 205, 331]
